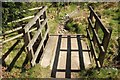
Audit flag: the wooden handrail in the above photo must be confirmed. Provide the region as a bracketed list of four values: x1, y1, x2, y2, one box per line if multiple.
[1, 26, 22, 36]
[28, 7, 43, 11]
[87, 6, 112, 67]
[27, 18, 47, 50]
[8, 16, 34, 25]
[2, 6, 49, 71]
[3, 33, 23, 44]
[22, 6, 49, 66]
[31, 28, 49, 66]
[24, 6, 47, 33]
[88, 6, 110, 34]
[7, 7, 43, 24]
[88, 18, 105, 53]
[3, 27, 37, 44]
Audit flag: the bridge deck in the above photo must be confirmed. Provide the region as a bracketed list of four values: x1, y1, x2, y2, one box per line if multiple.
[40, 34, 91, 78]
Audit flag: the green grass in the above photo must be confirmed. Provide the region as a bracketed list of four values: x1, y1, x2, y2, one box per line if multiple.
[48, 4, 77, 34]
[2, 38, 51, 78]
[2, 39, 26, 67]
[79, 68, 120, 78]
[48, 19, 59, 34]
[21, 65, 50, 78]
[65, 20, 81, 34]
[97, 28, 104, 41]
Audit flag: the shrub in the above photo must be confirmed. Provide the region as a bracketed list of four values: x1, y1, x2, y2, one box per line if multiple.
[65, 19, 82, 34]
[66, 21, 75, 32]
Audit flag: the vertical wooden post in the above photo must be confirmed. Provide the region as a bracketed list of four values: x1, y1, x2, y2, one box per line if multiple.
[94, 20, 99, 33]
[22, 25, 30, 67]
[98, 27, 112, 67]
[90, 11, 93, 22]
[87, 18, 91, 34]
[92, 20, 99, 46]
[43, 8, 49, 46]
[40, 8, 45, 50]
[22, 25, 34, 67]
[88, 11, 93, 34]
[98, 50, 105, 67]
[102, 27, 112, 52]
[35, 18, 43, 63]
[43, 9, 47, 31]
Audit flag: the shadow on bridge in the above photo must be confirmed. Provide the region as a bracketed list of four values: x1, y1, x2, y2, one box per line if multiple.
[51, 35, 91, 78]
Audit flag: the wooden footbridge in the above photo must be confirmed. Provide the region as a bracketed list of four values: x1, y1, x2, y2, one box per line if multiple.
[1, 6, 112, 78]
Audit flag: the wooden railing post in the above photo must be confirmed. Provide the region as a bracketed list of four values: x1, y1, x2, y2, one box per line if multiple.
[33, 9, 43, 53]
[92, 20, 100, 46]
[98, 50, 105, 67]
[35, 18, 43, 64]
[87, 18, 92, 34]
[39, 7, 44, 50]
[92, 11, 101, 46]
[22, 25, 34, 67]
[90, 11, 93, 22]
[102, 27, 112, 52]
[98, 33, 112, 67]
[88, 6, 112, 67]
[22, 6, 48, 67]
[43, 7, 49, 46]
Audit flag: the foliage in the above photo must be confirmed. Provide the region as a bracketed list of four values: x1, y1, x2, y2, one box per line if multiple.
[21, 65, 50, 78]
[2, 2, 26, 29]
[79, 68, 119, 78]
[2, 2, 42, 31]
[65, 18, 82, 34]
[100, 3, 119, 66]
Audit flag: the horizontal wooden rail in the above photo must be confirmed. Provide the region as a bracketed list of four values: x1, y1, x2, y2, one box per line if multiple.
[1, 27, 22, 40]
[22, 6, 49, 67]
[8, 16, 34, 25]
[87, 28, 102, 67]
[28, 7, 43, 11]
[29, 27, 37, 32]
[7, 7, 43, 24]
[3, 27, 37, 44]
[22, 7, 43, 13]
[2, 27, 22, 36]
[3, 33, 23, 44]
[31, 28, 49, 65]
[27, 18, 47, 51]
[88, 6, 110, 34]
[24, 6, 47, 33]
[2, 6, 49, 70]
[88, 18, 105, 53]
[87, 6, 112, 67]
